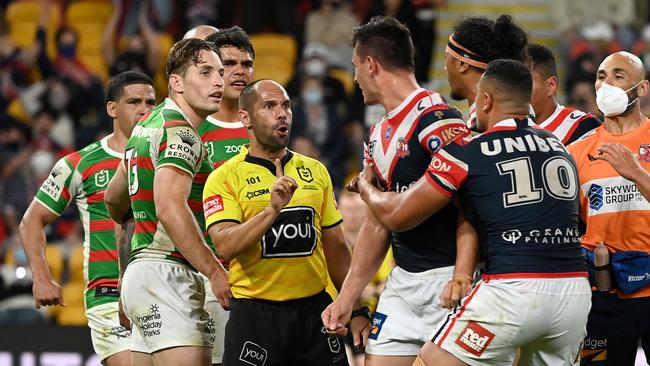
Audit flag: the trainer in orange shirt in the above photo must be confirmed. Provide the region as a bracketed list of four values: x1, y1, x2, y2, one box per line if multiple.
[568, 51, 650, 366]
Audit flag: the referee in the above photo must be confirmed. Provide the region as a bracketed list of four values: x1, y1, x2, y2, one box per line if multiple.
[202, 80, 368, 365]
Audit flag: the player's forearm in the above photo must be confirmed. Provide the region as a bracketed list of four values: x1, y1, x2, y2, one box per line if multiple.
[157, 203, 225, 278]
[336, 219, 390, 308]
[18, 212, 52, 282]
[210, 206, 281, 261]
[359, 186, 407, 232]
[631, 169, 650, 202]
[116, 220, 134, 278]
[105, 171, 131, 224]
[454, 215, 479, 278]
[323, 235, 363, 309]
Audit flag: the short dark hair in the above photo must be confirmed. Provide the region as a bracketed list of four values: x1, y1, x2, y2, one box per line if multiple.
[453, 15, 528, 67]
[351, 16, 415, 72]
[165, 38, 220, 79]
[482, 59, 532, 105]
[525, 43, 557, 79]
[105, 71, 154, 103]
[206, 26, 255, 60]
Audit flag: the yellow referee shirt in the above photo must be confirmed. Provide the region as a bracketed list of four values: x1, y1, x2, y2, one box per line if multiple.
[203, 149, 343, 301]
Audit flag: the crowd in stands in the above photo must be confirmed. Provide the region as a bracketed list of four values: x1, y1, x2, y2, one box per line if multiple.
[1, 0, 650, 327]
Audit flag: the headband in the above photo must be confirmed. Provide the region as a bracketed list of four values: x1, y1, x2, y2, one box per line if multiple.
[445, 34, 488, 69]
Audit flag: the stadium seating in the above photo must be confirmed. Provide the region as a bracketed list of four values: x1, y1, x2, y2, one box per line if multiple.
[67, 244, 85, 284]
[250, 33, 297, 86]
[5, 0, 60, 59]
[328, 68, 354, 96]
[55, 281, 87, 326]
[3, 244, 65, 283]
[66, 1, 113, 81]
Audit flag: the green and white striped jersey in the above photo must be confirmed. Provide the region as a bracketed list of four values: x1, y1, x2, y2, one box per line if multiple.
[125, 98, 204, 267]
[35, 136, 122, 310]
[189, 116, 249, 259]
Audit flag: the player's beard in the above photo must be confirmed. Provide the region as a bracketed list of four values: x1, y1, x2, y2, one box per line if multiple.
[621, 87, 640, 116]
[256, 123, 290, 154]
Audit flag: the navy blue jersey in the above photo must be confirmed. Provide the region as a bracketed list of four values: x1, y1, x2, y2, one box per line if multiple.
[426, 118, 586, 276]
[364, 88, 469, 272]
[538, 104, 601, 145]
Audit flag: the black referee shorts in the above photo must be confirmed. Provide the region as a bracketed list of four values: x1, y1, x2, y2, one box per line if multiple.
[581, 292, 650, 365]
[223, 291, 349, 366]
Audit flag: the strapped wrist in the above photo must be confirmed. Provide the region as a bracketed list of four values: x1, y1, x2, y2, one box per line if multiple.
[351, 306, 371, 321]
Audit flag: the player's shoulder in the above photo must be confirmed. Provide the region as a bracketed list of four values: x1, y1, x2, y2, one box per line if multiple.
[567, 125, 601, 151]
[209, 150, 247, 180]
[290, 150, 327, 171]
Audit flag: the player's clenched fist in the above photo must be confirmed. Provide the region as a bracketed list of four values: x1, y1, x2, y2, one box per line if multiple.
[32, 277, 65, 308]
[270, 158, 298, 212]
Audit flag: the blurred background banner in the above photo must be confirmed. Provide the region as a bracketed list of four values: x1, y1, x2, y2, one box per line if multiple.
[0, 326, 99, 366]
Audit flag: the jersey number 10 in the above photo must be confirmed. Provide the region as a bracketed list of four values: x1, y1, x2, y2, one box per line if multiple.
[497, 156, 578, 208]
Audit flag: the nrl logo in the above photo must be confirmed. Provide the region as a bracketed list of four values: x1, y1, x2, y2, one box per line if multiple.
[296, 166, 313, 183]
[95, 169, 110, 188]
[177, 129, 197, 146]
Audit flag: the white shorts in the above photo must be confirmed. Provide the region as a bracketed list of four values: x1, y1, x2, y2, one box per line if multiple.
[121, 260, 212, 354]
[366, 265, 454, 356]
[86, 301, 131, 361]
[432, 276, 592, 366]
[201, 273, 229, 364]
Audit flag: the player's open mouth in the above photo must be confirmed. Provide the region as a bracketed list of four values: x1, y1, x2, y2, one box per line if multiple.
[276, 126, 289, 136]
[209, 92, 223, 100]
[231, 80, 247, 89]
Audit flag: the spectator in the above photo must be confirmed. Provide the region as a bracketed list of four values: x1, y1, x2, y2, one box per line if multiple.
[0, 121, 34, 248]
[0, 17, 35, 111]
[116, 0, 174, 36]
[0, 246, 45, 325]
[633, 24, 650, 73]
[566, 22, 622, 95]
[36, 1, 108, 148]
[291, 75, 348, 190]
[304, 0, 359, 71]
[366, 0, 426, 81]
[240, 0, 299, 35]
[286, 42, 348, 114]
[103, 0, 161, 78]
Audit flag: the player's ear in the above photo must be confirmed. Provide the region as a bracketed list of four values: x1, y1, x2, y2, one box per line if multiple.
[483, 92, 493, 113]
[367, 55, 378, 78]
[457, 59, 471, 73]
[168, 73, 183, 94]
[239, 109, 252, 129]
[106, 101, 117, 119]
[547, 76, 558, 98]
[637, 79, 649, 98]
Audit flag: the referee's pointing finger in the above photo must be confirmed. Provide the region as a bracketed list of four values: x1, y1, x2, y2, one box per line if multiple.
[274, 158, 283, 177]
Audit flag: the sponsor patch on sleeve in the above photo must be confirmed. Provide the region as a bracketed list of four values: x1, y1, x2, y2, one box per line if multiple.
[203, 194, 224, 218]
[40, 159, 73, 201]
[164, 126, 202, 168]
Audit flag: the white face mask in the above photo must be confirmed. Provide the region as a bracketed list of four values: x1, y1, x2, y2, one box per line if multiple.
[596, 81, 642, 117]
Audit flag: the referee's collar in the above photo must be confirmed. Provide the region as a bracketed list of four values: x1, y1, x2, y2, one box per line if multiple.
[244, 150, 294, 176]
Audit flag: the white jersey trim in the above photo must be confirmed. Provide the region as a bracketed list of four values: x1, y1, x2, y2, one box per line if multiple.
[205, 116, 245, 129]
[100, 136, 123, 158]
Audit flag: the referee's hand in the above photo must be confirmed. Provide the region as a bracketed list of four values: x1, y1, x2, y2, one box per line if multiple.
[270, 159, 298, 212]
